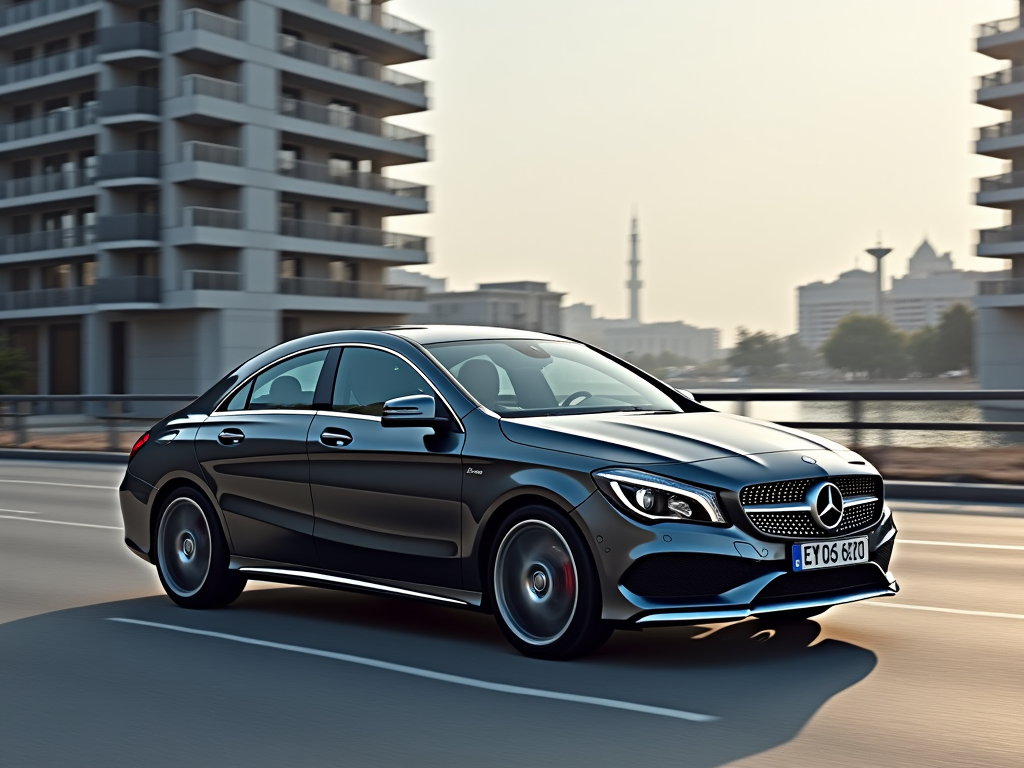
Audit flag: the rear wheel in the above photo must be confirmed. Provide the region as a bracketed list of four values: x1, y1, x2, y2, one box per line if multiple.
[489, 506, 611, 660]
[155, 488, 245, 609]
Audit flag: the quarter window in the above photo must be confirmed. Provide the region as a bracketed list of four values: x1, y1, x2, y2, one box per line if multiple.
[247, 349, 328, 410]
[332, 347, 431, 417]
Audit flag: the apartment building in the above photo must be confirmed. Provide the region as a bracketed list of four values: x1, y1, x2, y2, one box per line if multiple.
[0, 0, 430, 398]
[975, 6, 1024, 394]
[412, 281, 565, 335]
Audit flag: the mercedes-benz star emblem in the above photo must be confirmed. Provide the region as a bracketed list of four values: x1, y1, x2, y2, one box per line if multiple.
[806, 481, 844, 531]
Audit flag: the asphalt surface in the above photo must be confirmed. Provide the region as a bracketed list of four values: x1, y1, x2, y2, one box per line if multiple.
[0, 460, 1021, 767]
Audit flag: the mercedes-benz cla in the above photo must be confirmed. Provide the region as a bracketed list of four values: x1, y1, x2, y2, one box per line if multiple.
[120, 326, 898, 659]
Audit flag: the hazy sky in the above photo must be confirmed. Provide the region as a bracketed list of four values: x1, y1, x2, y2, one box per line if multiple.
[385, 0, 1017, 343]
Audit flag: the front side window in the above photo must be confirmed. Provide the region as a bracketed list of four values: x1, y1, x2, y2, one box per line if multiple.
[428, 340, 683, 417]
[332, 347, 431, 417]
[245, 349, 328, 410]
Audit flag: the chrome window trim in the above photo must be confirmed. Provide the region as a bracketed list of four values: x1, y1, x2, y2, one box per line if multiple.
[206, 409, 319, 418]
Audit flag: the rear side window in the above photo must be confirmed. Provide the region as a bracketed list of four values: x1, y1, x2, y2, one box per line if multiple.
[332, 347, 431, 416]
[246, 349, 329, 411]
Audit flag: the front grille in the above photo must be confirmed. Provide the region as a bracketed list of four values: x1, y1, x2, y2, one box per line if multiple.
[755, 564, 889, 603]
[740, 474, 884, 539]
[620, 553, 777, 600]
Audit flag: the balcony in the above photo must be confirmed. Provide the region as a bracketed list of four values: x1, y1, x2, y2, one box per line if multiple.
[98, 22, 160, 62]
[0, 45, 96, 87]
[307, 0, 426, 45]
[181, 8, 242, 39]
[0, 276, 160, 312]
[96, 150, 160, 184]
[977, 171, 1024, 207]
[185, 269, 240, 290]
[182, 74, 242, 102]
[0, 103, 96, 145]
[978, 17, 1024, 59]
[977, 224, 1024, 258]
[93, 274, 160, 303]
[280, 218, 425, 252]
[279, 35, 426, 97]
[181, 141, 241, 165]
[0, 0, 95, 29]
[979, 278, 1024, 295]
[0, 168, 92, 202]
[280, 276, 424, 302]
[279, 97, 427, 159]
[977, 66, 1024, 108]
[278, 159, 426, 208]
[96, 213, 160, 245]
[0, 225, 93, 255]
[183, 206, 241, 228]
[98, 86, 160, 123]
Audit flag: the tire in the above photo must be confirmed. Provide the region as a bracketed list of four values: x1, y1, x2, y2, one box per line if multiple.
[757, 606, 829, 625]
[154, 487, 246, 609]
[488, 505, 612, 660]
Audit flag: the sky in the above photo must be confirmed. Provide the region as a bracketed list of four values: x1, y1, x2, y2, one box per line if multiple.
[383, 0, 1017, 344]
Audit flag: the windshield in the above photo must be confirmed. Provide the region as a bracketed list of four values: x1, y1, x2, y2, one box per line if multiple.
[427, 339, 683, 417]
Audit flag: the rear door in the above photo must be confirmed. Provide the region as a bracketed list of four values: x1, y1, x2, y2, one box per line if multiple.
[308, 345, 465, 587]
[195, 348, 335, 567]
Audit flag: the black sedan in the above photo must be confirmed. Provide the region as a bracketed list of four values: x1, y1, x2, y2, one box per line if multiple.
[120, 326, 898, 659]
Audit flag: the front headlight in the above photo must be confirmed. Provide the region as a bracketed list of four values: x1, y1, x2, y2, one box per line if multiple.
[593, 469, 727, 526]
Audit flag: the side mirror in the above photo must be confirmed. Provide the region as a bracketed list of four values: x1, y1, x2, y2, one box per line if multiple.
[675, 388, 698, 402]
[381, 394, 450, 430]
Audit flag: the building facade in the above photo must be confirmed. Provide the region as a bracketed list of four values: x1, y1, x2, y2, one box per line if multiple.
[975, 7, 1024, 392]
[0, 0, 430, 398]
[797, 268, 876, 350]
[412, 281, 564, 334]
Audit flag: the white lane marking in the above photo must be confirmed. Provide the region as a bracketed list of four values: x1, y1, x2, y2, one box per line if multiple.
[107, 618, 718, 723]
[0, 507, 38, 515]
[0, 479, 117, 490]
[898, 539, 1024, 552]
[863, 602, 1024, 621]
[0, 514, 120, 530]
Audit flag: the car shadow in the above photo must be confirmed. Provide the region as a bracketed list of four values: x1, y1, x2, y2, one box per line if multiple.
[0, 586, 877, 768]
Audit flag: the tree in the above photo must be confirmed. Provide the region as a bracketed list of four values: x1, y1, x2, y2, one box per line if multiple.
[729, 328, 784, 376]
[907, 325, 942, 377]
[935, 303, 975, 373]
[0, 345, 26, 395]
[821, 314, 907, 378]
[781, 334, 819, 370]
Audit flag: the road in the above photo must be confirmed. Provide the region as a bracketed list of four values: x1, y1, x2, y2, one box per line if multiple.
[0, 459, 1021, 767]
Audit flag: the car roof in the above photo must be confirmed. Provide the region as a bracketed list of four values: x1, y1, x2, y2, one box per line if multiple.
[382, 325, 568, 345]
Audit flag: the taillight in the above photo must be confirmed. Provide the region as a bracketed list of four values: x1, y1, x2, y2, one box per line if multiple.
[129, 432, 150, 463]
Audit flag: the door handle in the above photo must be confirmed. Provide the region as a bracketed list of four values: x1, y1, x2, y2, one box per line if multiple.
[218, 428, 245, 446]
[320, 427, 353, 447]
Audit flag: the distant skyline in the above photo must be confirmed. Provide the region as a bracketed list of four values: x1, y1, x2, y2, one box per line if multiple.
[384, 0, 1016, 344]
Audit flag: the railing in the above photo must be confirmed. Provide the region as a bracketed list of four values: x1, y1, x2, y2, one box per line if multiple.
[978, 170, 1024, 192]
[0, 285, 91, 311]
[979, 17, 1021, 38]
[181, 8, 242, 39]
[279, 218, 426, 250]
[183, 207, 241, 228]
[0, 45, 95, 85]
[278, 36, 426, 94]
[0, 277, 157, 311]
[978, 224, 1024, 245]
[307, 0, 426, 43]
[180, 141, 241, 165]
[978, 119, 1024, 141]
[182, 74, 242, 102]
[979, 66, 1024, 89]
[96, 150, 159, 180]
[97, 22, 160, 54]
[279, 277, 425, 301]
[185, 269, 241, 291]
[978, 278, 1024, 296]
[0, 225, 93, 254]
[99, 86, 160, 118]
[0, 168, 91, 198]
[0, 0, 95, 28]
[692, 390, 1024, 441]
[94, 275, 160, 303]
[278, 159, 426, 198]
[0, 103, 96, 142]
[96, 213, 160, 242]
[279, 97, 427, 146]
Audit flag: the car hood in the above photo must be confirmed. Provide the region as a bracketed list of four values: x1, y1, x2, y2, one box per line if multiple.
[499, 410, 848, 465]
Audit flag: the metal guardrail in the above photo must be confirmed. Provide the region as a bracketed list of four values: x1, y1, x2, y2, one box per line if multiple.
[180, 140, 241, 165]
[979, 278, 1024, 296]
[279, 35, 427, 94]
[0, 45, 96, 85]
[99, 86, 160, 118]
[98, 21, 160, 54]
[279, 97, 427, 146]
[278, 159, 426, 197]
[0, 103, 97, 143]
[980, 16, 1021, 38]
[181, 8, 242, 39]
[0, 0, 95, 28]
[279, 218, 427, 250]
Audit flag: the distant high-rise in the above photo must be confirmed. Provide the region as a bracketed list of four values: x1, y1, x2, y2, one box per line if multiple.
[975, 7, 1024, 393]
[627, 215, 641, 323]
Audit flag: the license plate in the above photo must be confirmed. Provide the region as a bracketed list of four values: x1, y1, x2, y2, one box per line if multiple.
[792, 537, 869, 571]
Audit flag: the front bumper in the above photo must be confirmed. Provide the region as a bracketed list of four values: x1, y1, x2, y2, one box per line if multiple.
[572, 488, 899, 625]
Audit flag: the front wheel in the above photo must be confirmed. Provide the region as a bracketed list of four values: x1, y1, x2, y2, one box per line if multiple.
[489, 506, 611, 660]
[155, 488, 246, 609]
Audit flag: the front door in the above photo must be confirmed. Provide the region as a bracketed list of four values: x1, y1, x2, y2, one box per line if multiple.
[195, 348, 332, 567]
[309, 346, 464, 587]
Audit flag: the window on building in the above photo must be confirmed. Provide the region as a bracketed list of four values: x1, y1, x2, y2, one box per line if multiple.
[78, 90, 96, 108]
[138, 6, 159, 23]
[11, 159, 31, 179]
[281, 29, 303, 53]
[79, 31, 95, 48]
[328, 260, 359, 282]
[42, 264, 72, 289]
[282, 316, 301, 343]
[12, 104, 32, 122]
[137, 68, 159, 89]
[43, 97, 70, 114]
[281, 86, 302, 114]
[12, 215, 31, 235]
[328, 207, 357, 227]
[11, 268, 31, 291]
[12, 47, 33, 62]
[79, 150, 96, 180]
[136, 129, 158, 151]
[137, 192, 158, 214]
[280, 200, 302, 221]
[80, 261, 95, 286]
[43, 38, 69, 56]
[279, 257, 302, 278]
[278, 144, 302, 172]
[136, 252, 158, 277]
